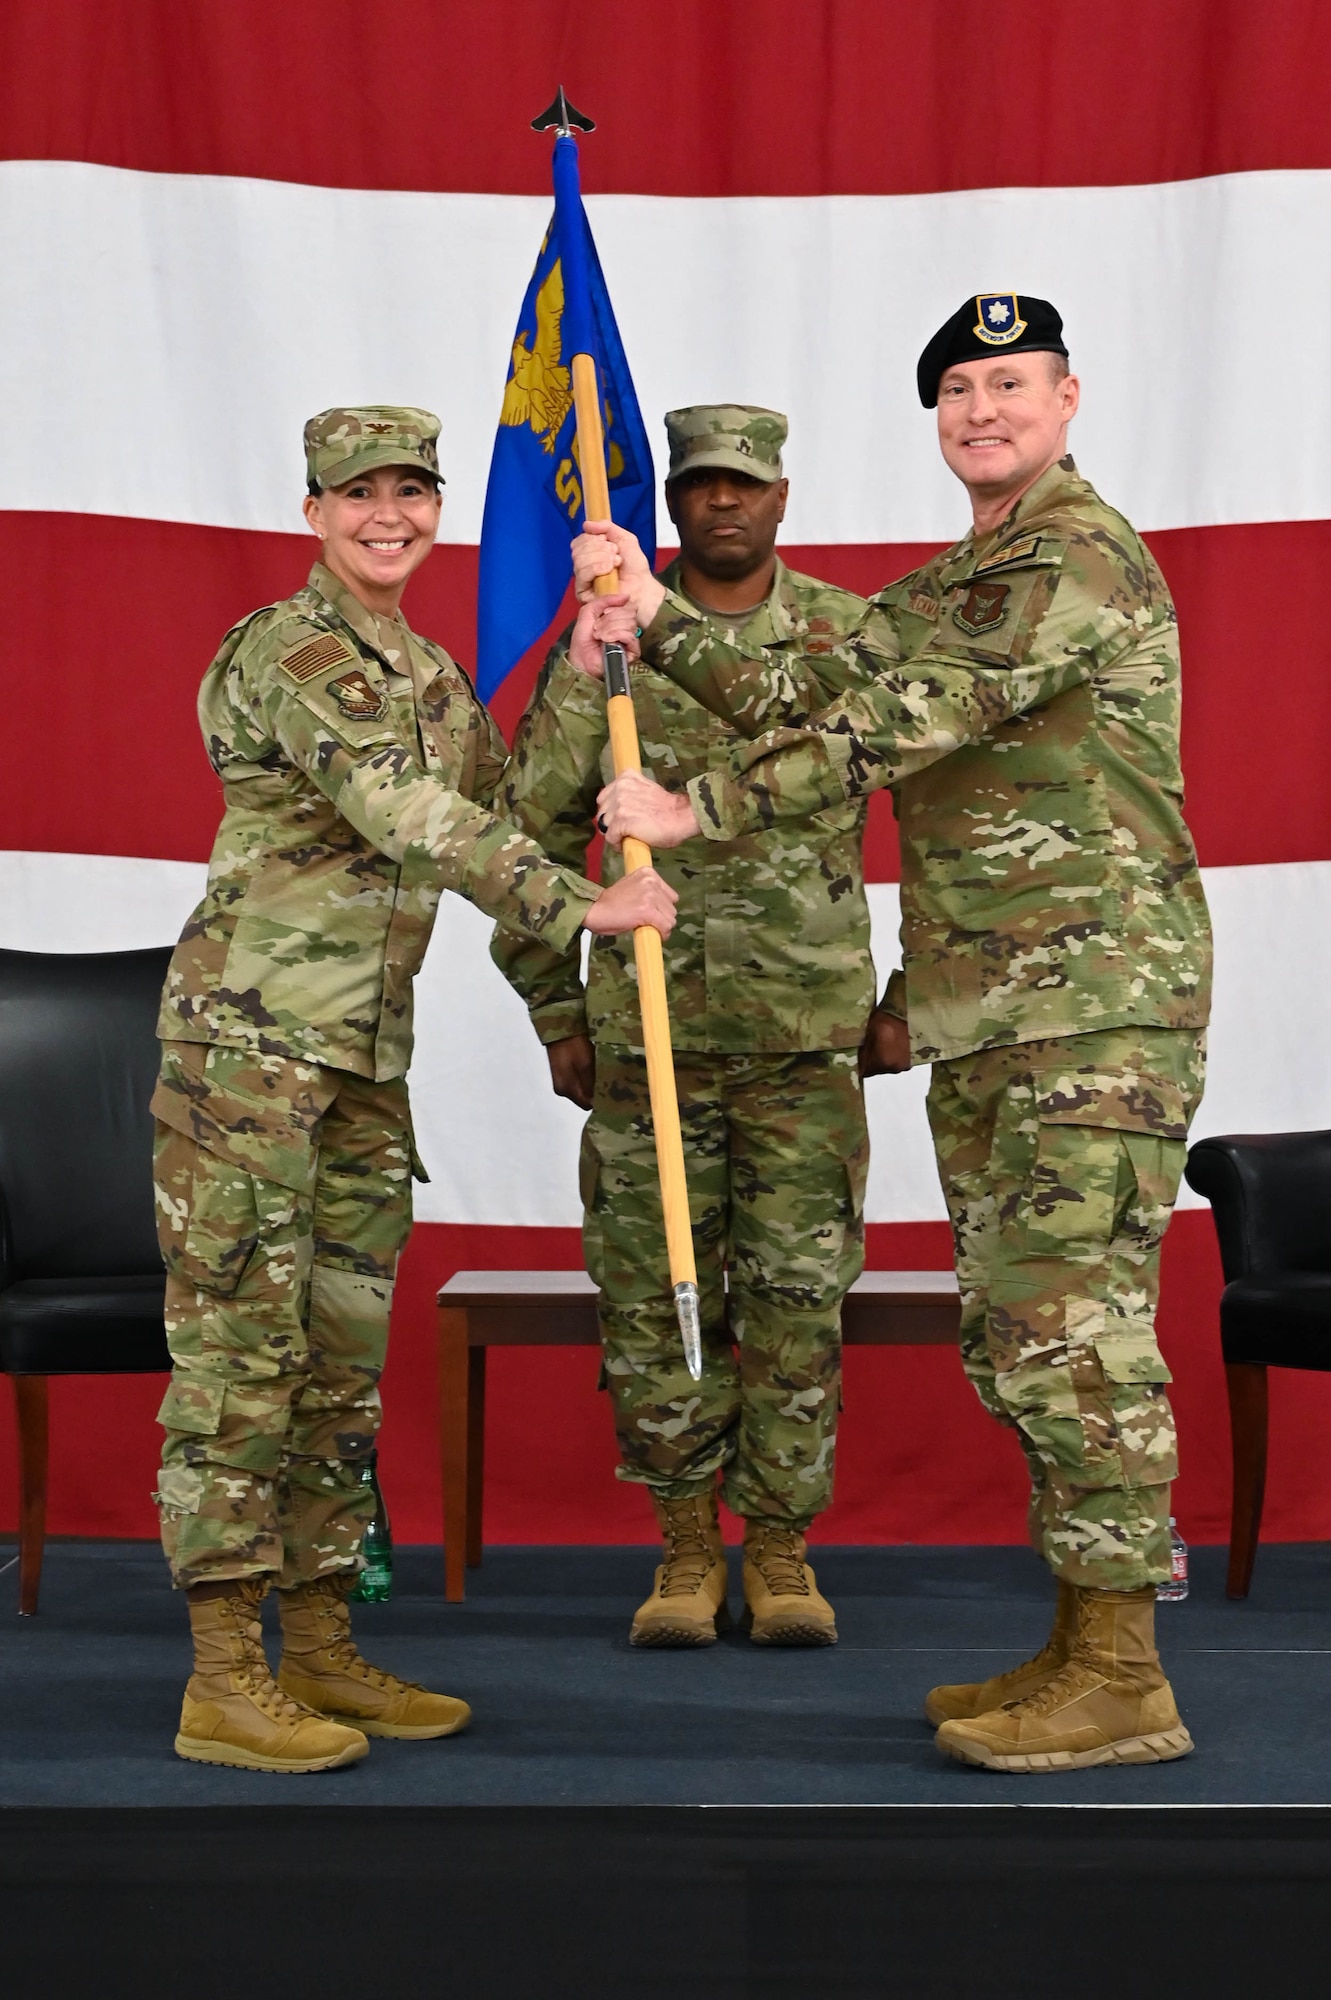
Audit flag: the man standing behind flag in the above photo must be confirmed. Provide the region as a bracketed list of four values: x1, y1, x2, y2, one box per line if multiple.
[493, 406, 877, 1648]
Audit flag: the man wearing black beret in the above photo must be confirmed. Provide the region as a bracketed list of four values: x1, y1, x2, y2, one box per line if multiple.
[577, 294, 1214, 1776]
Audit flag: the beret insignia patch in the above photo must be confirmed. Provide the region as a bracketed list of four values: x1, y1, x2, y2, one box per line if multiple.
[327, 669, 389, 720]
[953, 580, 1011, 635]
[972, 293, 1027, 346]
[280, 632, 354, 683]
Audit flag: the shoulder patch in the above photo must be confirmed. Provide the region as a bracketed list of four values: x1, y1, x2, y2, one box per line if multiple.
[280, 632, 357, 684]
[327, 669, 389, 721]
[953, 580, 1011, 636]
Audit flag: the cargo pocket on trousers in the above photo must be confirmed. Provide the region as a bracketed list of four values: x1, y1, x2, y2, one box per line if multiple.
[178, 1160, 296, 1299]
[1090, 1317, 1177, 1485]
[156, 1373, 225, 1442]
[1024, 1071, 1188, 1257]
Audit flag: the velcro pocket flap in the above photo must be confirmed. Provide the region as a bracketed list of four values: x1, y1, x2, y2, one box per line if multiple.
[157, 1374, 225, 1437]
[1035, 1071, 1187, 1142]
[1093, 1323, 1172, 1385]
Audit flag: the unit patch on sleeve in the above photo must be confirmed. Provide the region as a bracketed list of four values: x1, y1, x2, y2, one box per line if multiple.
[953, 580, 1011, 635]
[279, 631, 356, 683]
[327, 669, 389, 721]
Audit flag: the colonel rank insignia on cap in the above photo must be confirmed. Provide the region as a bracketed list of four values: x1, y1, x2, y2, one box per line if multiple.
[973, 294, 1027, 345]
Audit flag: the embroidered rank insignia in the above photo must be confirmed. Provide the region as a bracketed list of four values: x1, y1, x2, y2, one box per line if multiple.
[975, 532, 1044, 574]
[279, 632, 354, 683]
[907, 591, 940, 620]
[953, 580, 1011, 635]
[327, 669, 389, 720]
[972, 293, 1027, 346]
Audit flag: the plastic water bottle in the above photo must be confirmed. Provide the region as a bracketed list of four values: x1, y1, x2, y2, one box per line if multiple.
[1157, 1516, 1188, 1601]
[351, 1449, 393, 1603]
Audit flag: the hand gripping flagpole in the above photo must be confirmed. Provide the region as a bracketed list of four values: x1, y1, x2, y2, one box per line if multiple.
[532, 89, 703, 1381]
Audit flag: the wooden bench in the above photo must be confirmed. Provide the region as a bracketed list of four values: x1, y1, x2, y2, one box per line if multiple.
[436, 1268, 961, 1602]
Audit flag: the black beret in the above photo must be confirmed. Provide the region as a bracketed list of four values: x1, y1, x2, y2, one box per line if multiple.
[916, 295, 1068, 408]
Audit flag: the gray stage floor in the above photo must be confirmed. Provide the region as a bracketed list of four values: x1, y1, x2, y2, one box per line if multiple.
[2, 1539, 1329, 1807]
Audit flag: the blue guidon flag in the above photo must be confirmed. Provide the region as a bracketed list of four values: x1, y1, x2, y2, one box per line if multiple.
[476, 126, 656, 701]
[972, 293, 1028, 346]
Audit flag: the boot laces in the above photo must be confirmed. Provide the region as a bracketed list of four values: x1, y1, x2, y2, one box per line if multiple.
[659, 1509, 717, 1597]
[304, 1589, 424, 1694]
[749, 1525, 810, 1597]
[223, 1608, 313, 1722]
[1004, 1657, 1104, 1718]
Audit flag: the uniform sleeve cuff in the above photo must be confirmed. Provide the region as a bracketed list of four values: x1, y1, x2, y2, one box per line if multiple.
[530, 1000, 591, 1045]
[638, 589, 701, 665]
[545, 648, 608, 714]
[686, 770, 758, 841]
[879, 969, 907, 1019]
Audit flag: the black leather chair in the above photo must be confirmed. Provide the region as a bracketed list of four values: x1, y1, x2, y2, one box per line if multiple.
[1184, 1131, 1331, 1599]
[0, 947, 172, 1613]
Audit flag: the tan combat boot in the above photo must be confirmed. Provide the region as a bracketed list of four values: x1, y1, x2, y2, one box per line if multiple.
[176, 1577, 369, 1774]
[742, 1521, 837, 1647]
[924, 1579, 1078, 1726]
[935, 1586, 1193, 1773]
[629, 1490, 729, 1647]
[277, 1576, 471, 1739]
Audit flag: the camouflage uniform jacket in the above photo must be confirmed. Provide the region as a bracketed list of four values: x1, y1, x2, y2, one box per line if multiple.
[491, 557, 873, 1054]
[159, 562, 598, 1082]
[636, 461, 1213, 1065]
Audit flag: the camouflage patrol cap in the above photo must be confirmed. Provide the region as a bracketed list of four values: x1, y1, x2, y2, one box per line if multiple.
[664, 405, 787, 484]
[303, 406, 444, 490]
[916, 297, 1068, 407]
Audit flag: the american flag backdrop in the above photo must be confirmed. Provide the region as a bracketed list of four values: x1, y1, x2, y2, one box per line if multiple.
[2, 1, 1330, 1546]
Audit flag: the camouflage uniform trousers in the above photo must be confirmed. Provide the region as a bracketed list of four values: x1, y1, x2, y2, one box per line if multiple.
[581, 1046, 868, 1523]
[926, 1025, 1206, 1590]
[152, 1047, 413, 1591]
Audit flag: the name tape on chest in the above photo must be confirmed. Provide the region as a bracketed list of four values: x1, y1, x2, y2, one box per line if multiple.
[907, 591, 941, 620]
[279, 631, 357, 683]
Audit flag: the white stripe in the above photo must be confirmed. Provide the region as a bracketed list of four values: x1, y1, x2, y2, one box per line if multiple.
[0, 160, 1328, 546]
[2, 851, 1327, 1226]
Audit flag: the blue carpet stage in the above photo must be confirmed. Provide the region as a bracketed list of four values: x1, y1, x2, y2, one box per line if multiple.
[5, 1540, 1331, 1807]
[5, 1543, 1331, 1995]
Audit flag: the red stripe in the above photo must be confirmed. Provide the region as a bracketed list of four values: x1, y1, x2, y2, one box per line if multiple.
[3, 1, 1328, 196]
[4, 512, 1328, 876]
[11, 1213, 1331, 1547]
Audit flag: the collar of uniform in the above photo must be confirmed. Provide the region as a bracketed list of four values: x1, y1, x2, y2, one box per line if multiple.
[941, 456, 1085, 581]
[658, 553, 795, 645]
[307, 561, 414, 671]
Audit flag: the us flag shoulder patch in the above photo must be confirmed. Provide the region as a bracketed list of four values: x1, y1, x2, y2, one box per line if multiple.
[279, 632, 355, 683]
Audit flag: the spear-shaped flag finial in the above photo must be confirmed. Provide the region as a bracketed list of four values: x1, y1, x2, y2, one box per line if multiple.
[530, 86, 595, 136]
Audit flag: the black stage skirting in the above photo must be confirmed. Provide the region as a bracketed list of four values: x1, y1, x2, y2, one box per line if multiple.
[4, 1542, 1331, 1995]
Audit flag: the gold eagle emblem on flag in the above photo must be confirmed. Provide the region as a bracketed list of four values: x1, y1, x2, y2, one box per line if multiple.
[499, 262, 574, 454]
